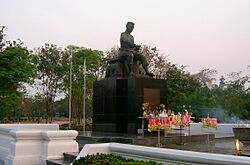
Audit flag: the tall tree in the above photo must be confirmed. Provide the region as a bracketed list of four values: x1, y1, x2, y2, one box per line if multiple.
[62, 45, 103, 125]
[165, 64, 203, 114]
[34, 44, 64, 123]
[0, 26, 35, 120]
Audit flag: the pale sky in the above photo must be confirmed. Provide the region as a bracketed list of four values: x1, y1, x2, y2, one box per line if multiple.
[1, 0, 250, 77]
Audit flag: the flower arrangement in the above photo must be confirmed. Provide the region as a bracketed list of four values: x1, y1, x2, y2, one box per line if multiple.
[201, 116, 218, 129]
[141, 102, 193, 131]
[142, 102, 151, 117]
[141, 103, 168, 117]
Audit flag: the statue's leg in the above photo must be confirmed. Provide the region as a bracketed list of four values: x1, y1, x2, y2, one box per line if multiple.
[116, 62, 123, 77]
[134, 54, 154, 77]
[127, 52, 134, 75]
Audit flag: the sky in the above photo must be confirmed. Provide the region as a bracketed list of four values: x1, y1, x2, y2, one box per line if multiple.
[1, 0, 250, 78]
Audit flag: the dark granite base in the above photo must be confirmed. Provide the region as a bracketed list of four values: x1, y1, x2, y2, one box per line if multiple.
[93, 76, 167, 134]
[92, 123, 116, 132]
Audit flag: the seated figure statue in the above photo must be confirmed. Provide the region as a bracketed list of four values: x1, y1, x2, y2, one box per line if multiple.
[118, 22, 154, 77]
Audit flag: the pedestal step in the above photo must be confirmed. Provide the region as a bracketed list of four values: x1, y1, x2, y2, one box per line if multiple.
[46, 152, 78, 165]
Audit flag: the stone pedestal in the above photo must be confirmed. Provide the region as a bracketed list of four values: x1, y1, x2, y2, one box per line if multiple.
[93, 76, 167, 134]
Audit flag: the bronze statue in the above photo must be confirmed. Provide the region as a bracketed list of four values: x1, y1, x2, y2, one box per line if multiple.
[105, 22, 154, 78]
[119, 22, 154, 77]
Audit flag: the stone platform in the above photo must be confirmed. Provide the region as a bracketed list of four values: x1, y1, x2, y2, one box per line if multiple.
[76, 131, 215, 149]
[76, 130, 248, 156]
[47, 130, 250, 165]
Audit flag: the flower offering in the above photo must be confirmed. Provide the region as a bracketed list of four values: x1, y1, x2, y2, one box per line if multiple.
[201, 117, 218, 129]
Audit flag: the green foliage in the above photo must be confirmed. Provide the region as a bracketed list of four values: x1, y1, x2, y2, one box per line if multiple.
[187, 69, 250, 121]
[35, 43, 64, 122]
[73, 153, 163, 165]
[165, 64, 203, 114]
[215, 73, 250, 120]
[0, 27, 35, 119]
[1, 25, 249, 122]
[62, 45, 104, 124]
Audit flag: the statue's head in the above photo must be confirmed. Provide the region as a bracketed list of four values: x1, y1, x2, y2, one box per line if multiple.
[126, 22, 134, 33]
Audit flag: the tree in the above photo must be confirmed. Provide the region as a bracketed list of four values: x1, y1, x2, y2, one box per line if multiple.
[216, 71, 250, 119]
[0, 26, 36, 120]
[62, 45, 103, 125]
[191, 69, 250, 121]
[34, 44, 64, 123]
[164, 64, 204, 115]
[192, 68, 218, 88]
[16, 94, 45, 123]
[141, 48, 218, 119]
[54, 98, 68, 117]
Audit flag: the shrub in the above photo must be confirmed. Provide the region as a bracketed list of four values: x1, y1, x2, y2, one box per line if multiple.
[73, 153, 163, 165]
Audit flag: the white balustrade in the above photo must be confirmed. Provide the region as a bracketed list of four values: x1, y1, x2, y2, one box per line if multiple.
[0, 124, 78, 165]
